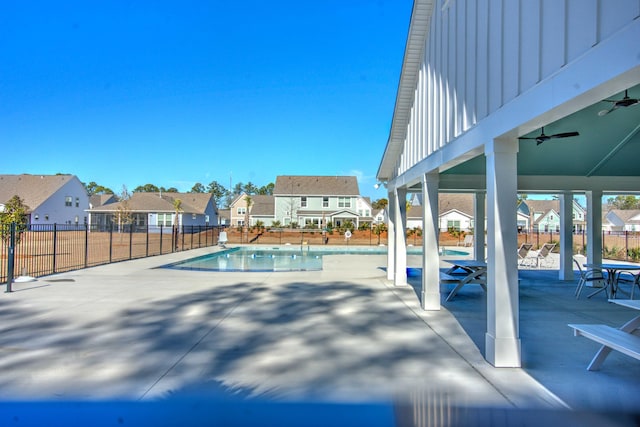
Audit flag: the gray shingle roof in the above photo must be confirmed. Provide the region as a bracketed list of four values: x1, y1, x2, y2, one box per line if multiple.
[89, 194, 117, 208]
[273, 176, 360, 196]
[89, 192, 213, 214]
[249, 195, 275, 216]
[608, 209, 640, 224]
[0, 174, 81, 212]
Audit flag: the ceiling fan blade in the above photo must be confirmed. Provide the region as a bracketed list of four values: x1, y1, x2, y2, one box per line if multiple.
[550, 131, 579, 139]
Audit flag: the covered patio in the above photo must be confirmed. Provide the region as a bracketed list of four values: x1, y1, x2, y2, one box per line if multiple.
[377, 0, 640, 367]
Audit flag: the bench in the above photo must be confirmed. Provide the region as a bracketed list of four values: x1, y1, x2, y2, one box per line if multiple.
[568, 323, 640, 370]
[439, 272, 466, 283]
[440, 272, 487, 301]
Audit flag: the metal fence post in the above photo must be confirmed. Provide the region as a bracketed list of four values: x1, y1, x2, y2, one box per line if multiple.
[109, 223, 113, 263]
[5, 223, 16, 292]
[84, 223, 89, 268]
[52, 223, 58, 274]
[625, 230, 629, 261]
[129, 223, 133, 260]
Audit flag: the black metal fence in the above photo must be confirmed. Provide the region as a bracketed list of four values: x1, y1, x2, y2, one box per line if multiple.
[1, 223, 225, 285]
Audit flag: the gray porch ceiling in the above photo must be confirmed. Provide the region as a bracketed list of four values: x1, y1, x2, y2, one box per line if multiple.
[435, 84, 640, 193]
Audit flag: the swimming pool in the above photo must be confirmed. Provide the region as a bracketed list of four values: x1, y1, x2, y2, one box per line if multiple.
[161, 246, 469, 272]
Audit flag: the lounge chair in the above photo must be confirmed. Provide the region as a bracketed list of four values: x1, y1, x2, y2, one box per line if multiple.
[517, 243, 534, 267]
[457, 234, 473, 247]
[573, 258, 606, 299]
[534, 243, 556, 268]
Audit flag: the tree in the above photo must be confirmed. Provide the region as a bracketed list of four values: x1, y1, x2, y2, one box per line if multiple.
[190, 183, 206, 193]
[244, 194, 253, 231]
[173, 198, 183, 250]
[114, 185, 133, 233]
[165, 187, 179, 193]
[133, 183, 160, 193]
[207, 181, 230, 208]
[232, 182, 244, 196]
[372, 223, 387, 245]
[84, 181, 114, 196]
[244, 182, 258, 195]
[607, 195, 640, 210]
[257, 183, 274, 195]
[372, 198, 388, 210]
[0, 195, 29, 243]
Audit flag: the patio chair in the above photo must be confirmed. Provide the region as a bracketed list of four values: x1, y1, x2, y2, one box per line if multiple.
[517, 243, 534, 267]
[573, 258, 606, 299]
[218, 231, 228, 248]
[534, 243, 556, 268]
[616, 270, 640, 299]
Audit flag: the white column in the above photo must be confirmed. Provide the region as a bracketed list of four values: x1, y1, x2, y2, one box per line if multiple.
[586, 190, 603, 265]
[387, 190, 396, 280]
[422, 172, 441, 310]
[394, 187, 408, 286]
[559, 192, 574, 280]
[474, 192, 486, 261]
[485, 138, 521, 368]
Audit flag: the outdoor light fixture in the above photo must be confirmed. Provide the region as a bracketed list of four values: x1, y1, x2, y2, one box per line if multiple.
[374, 181, 388, 189]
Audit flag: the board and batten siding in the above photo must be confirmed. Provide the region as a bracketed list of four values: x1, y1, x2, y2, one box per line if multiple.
[395, 0, 640, 177]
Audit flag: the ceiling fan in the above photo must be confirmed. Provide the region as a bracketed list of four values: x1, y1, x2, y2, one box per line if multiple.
[598, 89, 639, 116]
[518, 127, 580, 145]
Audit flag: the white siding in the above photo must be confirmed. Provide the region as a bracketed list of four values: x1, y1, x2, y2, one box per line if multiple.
[392, 0, 640, 178]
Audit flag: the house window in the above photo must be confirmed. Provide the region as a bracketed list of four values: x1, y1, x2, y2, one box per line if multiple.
[301, 197, 307, 208]
[338, 197, 351, 208]
[323, 197, 329, 208]
[447, 220, 461, 231]
[157, 213, 173, 227]
[75, 197, 80, 207]
[65, 196, 72, 207]
[237, 207, 246, 215]
[238, 219, 245, 226]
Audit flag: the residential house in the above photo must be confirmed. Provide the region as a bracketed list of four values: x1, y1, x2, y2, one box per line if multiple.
[273, 176, 367, 229]
[229, 194, 275, 228]
[89, 194, 118, 209]
[604, 209, 640, 232]
[406, 194, 476, 232]
[438, 194, 475, 232]
[88, 192, 217, 232]
[373, 208, 387, 226]
[0, 174, 89, 225]
[248, 195, 275, 227]
[217, 208, 230, 226]
[521, 199, 586, 233]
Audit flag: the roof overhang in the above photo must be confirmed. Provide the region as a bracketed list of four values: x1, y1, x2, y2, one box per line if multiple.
[377, 0, 434, 181]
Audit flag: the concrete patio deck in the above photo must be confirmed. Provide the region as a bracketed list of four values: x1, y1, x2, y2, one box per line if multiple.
[0, 246, 638, 425]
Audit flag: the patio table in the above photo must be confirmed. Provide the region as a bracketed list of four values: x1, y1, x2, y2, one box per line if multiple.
[442, 259, 487, 301]
[583, 263, 640, 299]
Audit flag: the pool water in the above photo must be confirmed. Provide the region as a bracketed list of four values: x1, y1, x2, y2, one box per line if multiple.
[161, 246, 469, 273]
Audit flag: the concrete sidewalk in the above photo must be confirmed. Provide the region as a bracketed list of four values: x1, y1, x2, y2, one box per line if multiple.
[0, 247, 563, 411]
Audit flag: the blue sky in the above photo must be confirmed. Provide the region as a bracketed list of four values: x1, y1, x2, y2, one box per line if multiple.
[1, 1, 413, 201]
